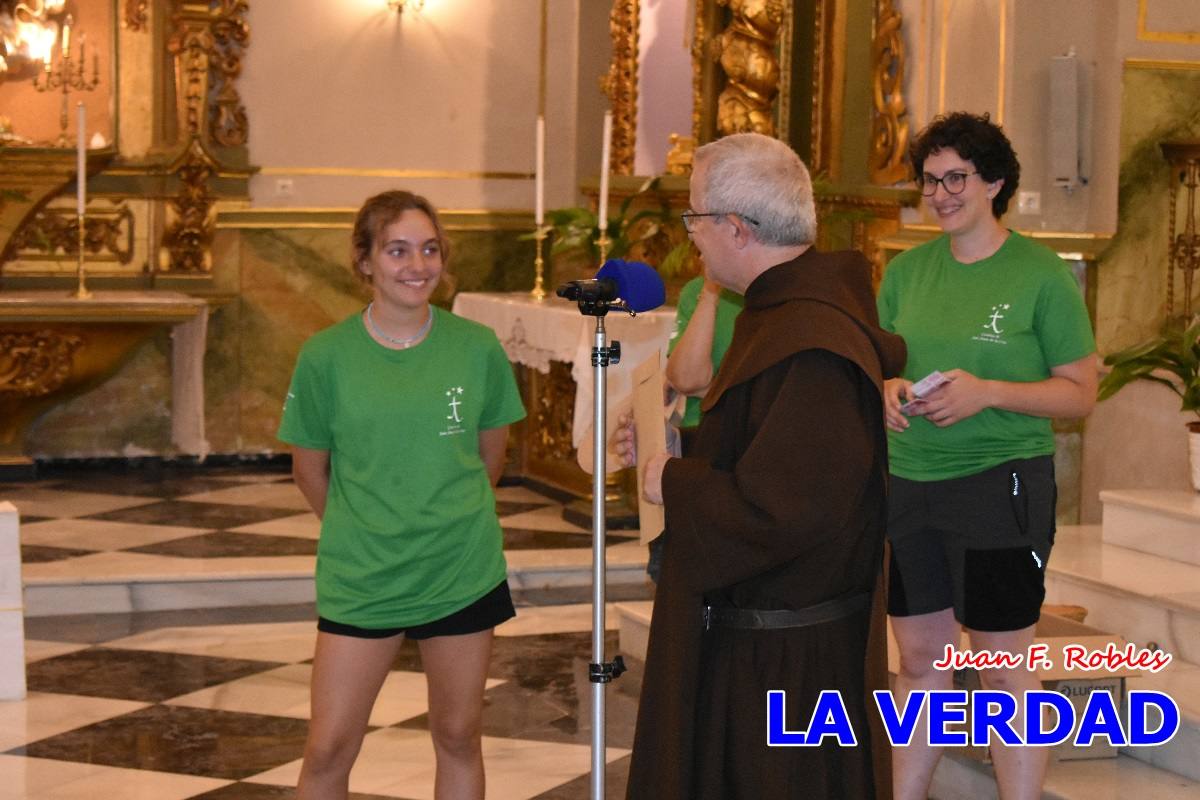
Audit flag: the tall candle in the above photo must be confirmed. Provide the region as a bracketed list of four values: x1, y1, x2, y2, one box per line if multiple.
[76, 103, 86, 217]
[61, 17, 71, 59]
[598, 111, 612, 235]
[535, 116, 545, 226]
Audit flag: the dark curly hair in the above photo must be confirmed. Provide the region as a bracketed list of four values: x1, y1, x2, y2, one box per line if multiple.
[909, 112, 1020, 218]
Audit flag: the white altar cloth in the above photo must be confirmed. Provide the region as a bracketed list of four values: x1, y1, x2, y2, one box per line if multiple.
[451, 292, 676, 447]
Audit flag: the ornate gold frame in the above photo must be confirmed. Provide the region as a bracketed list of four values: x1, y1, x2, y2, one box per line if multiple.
[602, 0, 639, 175]
[605, 0, 908, 185]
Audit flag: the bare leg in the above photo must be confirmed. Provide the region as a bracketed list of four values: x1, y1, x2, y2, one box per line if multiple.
[297, 631, 406, 800]
[967, 624, 1048, 800]
[418, 629, 495, 800]
[891, 608, 959, 800]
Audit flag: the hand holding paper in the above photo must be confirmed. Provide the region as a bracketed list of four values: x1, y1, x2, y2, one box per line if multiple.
[632, 353, 669, 542]
[899, 370, 951, 415]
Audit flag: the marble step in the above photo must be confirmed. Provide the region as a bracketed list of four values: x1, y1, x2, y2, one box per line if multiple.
[1045, 525, 1199, 666]
[21, 542, 654, 617]
[1100, 489, 1200, 567]
[1046, 524, 1200, 781]
[615, 600, 652, 662]
[931, 750, 1200, 800]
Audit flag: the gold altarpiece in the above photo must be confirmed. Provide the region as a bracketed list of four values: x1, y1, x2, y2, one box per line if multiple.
[597, 0, 917, 286]
[0, 1, 247, 469]
[528, 0, 918, 494]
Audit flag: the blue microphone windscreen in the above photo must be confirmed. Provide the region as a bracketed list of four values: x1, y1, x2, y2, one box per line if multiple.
[596, 259, 666, 312]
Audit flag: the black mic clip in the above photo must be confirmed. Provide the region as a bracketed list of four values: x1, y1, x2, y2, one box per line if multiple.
[555, 278, 633, 317]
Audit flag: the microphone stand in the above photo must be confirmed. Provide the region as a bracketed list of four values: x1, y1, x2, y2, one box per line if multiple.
[571, 292, 629, 800]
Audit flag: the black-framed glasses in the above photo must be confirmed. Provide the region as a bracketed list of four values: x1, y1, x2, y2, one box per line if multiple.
[917, 170, 979, 196]
[680, 210, 760, 233]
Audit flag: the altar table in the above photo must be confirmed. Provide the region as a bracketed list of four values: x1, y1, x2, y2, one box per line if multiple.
[452, 292, 676, 485]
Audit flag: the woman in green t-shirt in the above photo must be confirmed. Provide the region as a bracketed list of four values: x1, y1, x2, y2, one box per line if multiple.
[666, 274, 744, 455]
[280, 191, 525, 800]
[877, 113, 1097, 800]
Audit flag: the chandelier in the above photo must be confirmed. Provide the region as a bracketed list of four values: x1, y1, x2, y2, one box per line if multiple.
[0, 0, 67, 82]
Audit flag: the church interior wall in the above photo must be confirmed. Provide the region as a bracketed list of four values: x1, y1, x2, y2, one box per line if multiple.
[7, 0, 1200, 518]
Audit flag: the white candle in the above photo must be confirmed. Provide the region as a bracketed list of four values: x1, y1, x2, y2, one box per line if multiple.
[76, 102, 86, 217]
[598, 111, 612, 235]
[535, 115, 545, 226]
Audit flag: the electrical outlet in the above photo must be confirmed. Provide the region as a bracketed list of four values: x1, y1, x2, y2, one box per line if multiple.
[274, 178, 295, 197]
[1017, 190, 1041, 214]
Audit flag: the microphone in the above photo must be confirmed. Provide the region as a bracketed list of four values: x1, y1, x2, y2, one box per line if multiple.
[556, 259, 666, 313]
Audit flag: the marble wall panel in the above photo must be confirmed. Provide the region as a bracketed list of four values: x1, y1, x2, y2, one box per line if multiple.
[26, 333, 174, 458]
[22, 222, 532, 459]
[1079, 64, 1200, 520]
[1096, 66, 1200, 352]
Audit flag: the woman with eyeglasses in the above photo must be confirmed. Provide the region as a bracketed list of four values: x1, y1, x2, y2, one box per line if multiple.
[877, 112, 1097, 800]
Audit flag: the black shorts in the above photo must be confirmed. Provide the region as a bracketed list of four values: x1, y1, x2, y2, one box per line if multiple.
[886, 456, 1056, 632]
[317, 581, 516, 640]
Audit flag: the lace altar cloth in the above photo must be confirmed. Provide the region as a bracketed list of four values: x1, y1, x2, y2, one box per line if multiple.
[451, 292, 676, 447]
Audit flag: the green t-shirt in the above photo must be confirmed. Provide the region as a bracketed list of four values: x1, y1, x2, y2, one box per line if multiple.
[668, 276, 745, 428]
[877, 232, 1094, 481]
[278, 306, 526, 628]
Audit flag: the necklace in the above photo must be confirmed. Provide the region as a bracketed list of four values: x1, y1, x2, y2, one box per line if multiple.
[365, 302, 433, 348]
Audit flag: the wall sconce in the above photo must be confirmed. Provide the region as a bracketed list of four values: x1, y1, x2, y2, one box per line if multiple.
[1160, 141, 1200, 321]
[387, 0, 425, 15]
[0, 0, 67, 82]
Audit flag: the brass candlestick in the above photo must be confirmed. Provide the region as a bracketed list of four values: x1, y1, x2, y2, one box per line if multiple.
[74, 213, 91, 298]
[531, 225, 550, 301]
[33, 16, 100, 148]
[596, 234, 611, 265]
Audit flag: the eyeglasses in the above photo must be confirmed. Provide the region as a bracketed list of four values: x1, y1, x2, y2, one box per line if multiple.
[917, 170, 979, 196]
[680, 210, 760, 233]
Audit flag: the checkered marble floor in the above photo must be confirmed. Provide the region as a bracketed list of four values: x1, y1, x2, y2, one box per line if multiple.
[1, 464, 650, 798]
[2, 465, 650, 616]
[7, 603, 638, 799]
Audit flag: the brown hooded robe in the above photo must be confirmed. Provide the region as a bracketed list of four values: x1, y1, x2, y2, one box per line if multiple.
[625, 249, 906, 800]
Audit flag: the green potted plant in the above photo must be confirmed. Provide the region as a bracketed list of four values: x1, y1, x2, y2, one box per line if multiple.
[534, 177, 696, 291]
[1098, 316, 1200, 489]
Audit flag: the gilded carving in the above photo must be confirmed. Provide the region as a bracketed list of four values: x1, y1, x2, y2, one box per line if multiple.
[168, 0, 249, 147]
[209, 0, 250, 147]
[713, 0, 785, 137]
[159, 1, 248, 274]
[160, 139, 217, 273]
[665, 133, 695, 176]
[9, 204, 135, 264]
[602, 0, 638, 175]
[529, 360, 576, 464]
[0, 331, 83, 398]
[691, 2, 706, 143]
[870, 0, 910, 184]
[124, 0, 149, 31]
[1161, 142, 1200, 319]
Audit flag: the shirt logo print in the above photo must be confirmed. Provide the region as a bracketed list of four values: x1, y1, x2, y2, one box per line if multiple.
[441, 386, 466, 436]
[972, 303, 1011, 345]
[986, 304, 1010, 334]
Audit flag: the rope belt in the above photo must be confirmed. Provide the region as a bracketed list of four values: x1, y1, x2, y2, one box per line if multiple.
[703, 591, 871, 631]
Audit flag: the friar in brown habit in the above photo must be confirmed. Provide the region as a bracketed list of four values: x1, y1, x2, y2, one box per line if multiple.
[624, 133, 906, 800]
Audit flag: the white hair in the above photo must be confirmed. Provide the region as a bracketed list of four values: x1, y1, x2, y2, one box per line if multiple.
[694, 133, 817, 246]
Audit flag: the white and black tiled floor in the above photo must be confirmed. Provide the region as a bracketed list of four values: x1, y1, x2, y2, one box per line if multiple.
[2, 464, 649, 799]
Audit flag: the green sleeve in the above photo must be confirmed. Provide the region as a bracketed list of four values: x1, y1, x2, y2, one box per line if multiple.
[1034, 263, 1096, 367]
[667, 277, 703, 356]
[277, 345, 333, 450]
[877, 257, 901, 333]
[479, 334, 527, 429]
